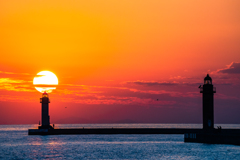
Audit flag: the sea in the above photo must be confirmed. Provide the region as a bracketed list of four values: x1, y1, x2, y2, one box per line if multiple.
[1, 124, 240, 160]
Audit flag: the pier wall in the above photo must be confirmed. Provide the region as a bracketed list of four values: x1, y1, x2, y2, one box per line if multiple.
[28, 128, 204, 135]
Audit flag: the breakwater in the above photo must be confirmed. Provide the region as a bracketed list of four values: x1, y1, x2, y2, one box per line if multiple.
[28, 128, 240, 135]
[28, 128, 203, 135]
[184, 131, 240, 146]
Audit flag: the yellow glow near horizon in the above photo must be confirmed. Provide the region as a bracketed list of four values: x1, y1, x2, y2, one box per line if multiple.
[33, 71, 58, 93]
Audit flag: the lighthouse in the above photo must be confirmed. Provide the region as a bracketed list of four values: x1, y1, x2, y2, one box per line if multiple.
[200, 74, 216, 130]
[39, 91, 53, 129]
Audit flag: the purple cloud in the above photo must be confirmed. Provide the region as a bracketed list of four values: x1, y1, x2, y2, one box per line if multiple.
[218, 62, 240, 74]
[126, 81, 179, 86]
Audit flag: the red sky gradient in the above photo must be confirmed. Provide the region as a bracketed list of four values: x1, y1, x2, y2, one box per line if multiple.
[0, 0, 240, 124]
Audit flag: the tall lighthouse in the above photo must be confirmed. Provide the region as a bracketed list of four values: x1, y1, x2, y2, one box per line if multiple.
[200, 74, 216, 130]
[39, 91, 53, 129]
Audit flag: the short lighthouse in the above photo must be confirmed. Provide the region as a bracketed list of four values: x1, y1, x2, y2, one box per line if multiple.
[200, 74, 216, 130]
[39, 91, 53, 129]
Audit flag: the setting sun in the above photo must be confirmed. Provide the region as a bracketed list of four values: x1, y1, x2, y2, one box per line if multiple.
[33, 71, 58, 93]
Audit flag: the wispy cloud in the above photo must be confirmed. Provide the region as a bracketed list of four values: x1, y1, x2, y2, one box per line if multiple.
[0, 78, 34, 92]
[60, 95, 176, 106]
[209, 62, 240, 85]
[124, 80, 179, 86]
[169, 76, 192, 80]
[217, 62, 240, 74]
[0, 95, 36, 102]
[0, 70, 237, 105]
[124, 80, 204, 87]
[0, 71, 31, 75]
[0, 78, 25, 84]
[215, 93, 240, 100]
[52, 83, 201, 106]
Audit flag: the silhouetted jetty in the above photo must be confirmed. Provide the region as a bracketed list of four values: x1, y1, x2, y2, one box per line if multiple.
[184, 129, 240, 145]
[29, 75, 240, 146]
[29, 128, 204, 135]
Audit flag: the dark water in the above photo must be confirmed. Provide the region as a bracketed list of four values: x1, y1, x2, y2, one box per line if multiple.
[1, 124, 240, 159]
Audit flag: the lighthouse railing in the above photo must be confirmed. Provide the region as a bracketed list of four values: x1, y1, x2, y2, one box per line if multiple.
[213, 87, 216, 93]
[200, 87, 203, 92]
[199, 87, 216, 93]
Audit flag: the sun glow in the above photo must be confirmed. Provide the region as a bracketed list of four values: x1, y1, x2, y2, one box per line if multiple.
[33, 71, 58, 93]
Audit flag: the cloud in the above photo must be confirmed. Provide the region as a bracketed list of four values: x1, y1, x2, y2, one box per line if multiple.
[0, 71, 31, 75]
[0, 95, 36, 102]
[125, 80, 179, 86]
[61, 96, 176, 106]
[218, 62, 240, 74]
[0, 71, 35, 92]
[52, 83, 201, 106]
[0, 78, 25, 84]
[124, 80, 205, 87]
[169, 76, 191, 80]
[0, 78, 34, 92]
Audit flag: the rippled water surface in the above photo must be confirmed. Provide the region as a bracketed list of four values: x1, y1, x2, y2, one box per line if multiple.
[1, 124, 240, 159]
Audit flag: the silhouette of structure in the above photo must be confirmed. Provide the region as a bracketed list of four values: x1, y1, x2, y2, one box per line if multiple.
[38, 92, 53, 129]
[184, 74, 240, 145]
[29, 74, 240, 145]
[200, 74, 216, 130]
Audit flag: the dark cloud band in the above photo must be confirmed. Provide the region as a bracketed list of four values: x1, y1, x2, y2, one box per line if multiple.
[218, 62, 240, 74]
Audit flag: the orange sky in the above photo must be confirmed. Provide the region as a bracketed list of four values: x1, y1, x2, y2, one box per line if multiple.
[1, 0, 240, 124]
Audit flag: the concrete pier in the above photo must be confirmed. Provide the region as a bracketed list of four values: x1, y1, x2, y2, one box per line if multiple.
[29, 128, 204, 135]
[184, 131, 240, 145]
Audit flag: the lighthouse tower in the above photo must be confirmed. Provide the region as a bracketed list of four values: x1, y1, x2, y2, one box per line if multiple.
[39, 92, 52, 129]
[200, 74, 216, 130]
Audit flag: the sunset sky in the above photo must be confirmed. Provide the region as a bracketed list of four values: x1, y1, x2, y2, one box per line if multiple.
[1, 0, 240, 124]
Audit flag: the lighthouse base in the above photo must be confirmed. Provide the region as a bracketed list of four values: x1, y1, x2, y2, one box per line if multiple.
[38, 125, 54, 130]
[184, 130, 240, 145]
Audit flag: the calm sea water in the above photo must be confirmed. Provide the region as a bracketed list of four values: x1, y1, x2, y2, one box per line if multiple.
[1, 124, 240, 159]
